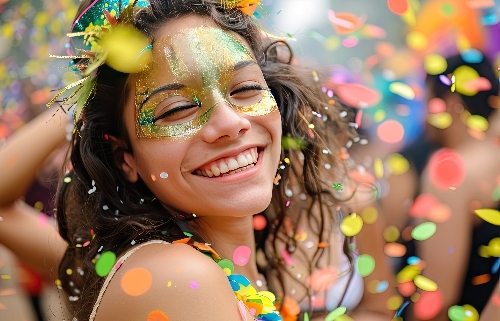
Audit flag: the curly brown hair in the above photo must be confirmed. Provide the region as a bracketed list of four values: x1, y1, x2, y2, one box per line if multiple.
[55, 0, 357, 319]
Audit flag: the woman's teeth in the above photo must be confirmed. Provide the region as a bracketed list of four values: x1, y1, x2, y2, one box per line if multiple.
[195, 148, 258, 178]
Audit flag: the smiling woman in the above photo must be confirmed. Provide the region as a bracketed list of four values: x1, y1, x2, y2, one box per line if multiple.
[0, 0, 394, 321]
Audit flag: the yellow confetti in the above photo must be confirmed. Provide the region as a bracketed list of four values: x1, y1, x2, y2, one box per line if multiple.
[383, 225, 400, 243]
[340, 213, 363, 237]
[361, 207, 378, 224]
[324, 36, 341, 51]
[475, 208, 500, 225]
[406, 31, 427, 50]
[386, 295, 404, 310]
[414, 275, 438, 291]
[487, 238, 500, 257]
[466, 115, 489, 132]
[454, 65, 480, 96]
[463, 304, 479, 321]
[387, 153, 410, 175]
[397, 265, 421, 283]
[425, 53, 447, 75]
[374, 158, 384, 179]
[374, 109, 386, 123]
[389, 82, 415, 100]
[427, 112, 452, 129]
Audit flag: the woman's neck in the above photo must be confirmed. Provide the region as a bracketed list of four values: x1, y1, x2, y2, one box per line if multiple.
[189, 215, 262, 283]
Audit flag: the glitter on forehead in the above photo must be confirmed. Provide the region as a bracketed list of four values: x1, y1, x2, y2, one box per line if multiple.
[134, 26, 277, 140]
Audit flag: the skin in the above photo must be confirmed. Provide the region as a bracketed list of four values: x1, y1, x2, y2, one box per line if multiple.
[0, 14, 394, 321]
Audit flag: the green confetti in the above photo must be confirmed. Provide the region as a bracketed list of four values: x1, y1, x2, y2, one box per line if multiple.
[325, 306, 347, 321]
[492, 185, 500, 201]
[411, 222, 437, 241]
[304, 312, 309, 321]
[356, 254, 375, 277]
[63, 177, 72, 183]
[95, 251, 116, 277]
[442, 3, 454, 16]
[448, 305, 466, 321]
[277, 9, 282, 15]
[217, 259, 235, 275]
[183, 231, 193, 237]
[332, 183, 343, 191]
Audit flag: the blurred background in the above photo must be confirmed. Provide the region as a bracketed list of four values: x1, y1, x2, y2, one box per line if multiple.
[0, 0, 499, 320]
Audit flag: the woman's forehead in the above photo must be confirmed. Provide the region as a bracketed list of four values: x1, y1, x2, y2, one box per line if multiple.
[137, 26, 255, 89]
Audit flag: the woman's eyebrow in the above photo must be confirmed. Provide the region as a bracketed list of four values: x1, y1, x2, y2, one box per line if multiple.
[234, 60, 257, 71]
[141, 83, 185, 106]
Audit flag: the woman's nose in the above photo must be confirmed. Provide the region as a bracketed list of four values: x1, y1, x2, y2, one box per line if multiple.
[200, 99, 251, 143]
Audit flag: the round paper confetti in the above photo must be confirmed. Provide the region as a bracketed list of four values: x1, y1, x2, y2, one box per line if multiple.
[387, 153, 410, 175]
[386, 295, 403, 310]
[428, 98, 447, 114]
[95, 251, 116, 277]
[387, 0, 409, 15]
[428, 203, 452, 223]
[428, 149, 466, 189]
[361, 206, 378, 224]
[448, 305, 466, 321]
[397, 265, 421, 282]
[340, 213, 364, 236]
[376, 280, 389, 293]
[324, 306, 347, 321]
[377, 120, 405, 144]
[383, 225, 400, 242]
[463, 304, 478, 321]
[356, 254, 375, 277]
[427, 112, 453, 129]
[411, 222, 437, 241]
[147, 310, 169, 321]
[335, 83, 381, 108]
[414, 290, 444, 320]
[190, 281, 198, 289]
[233, 245, 251, 266]
[425, 54, 447, 75]
[384, 243, 407, 257]
[121, 267, 152, 296]
[414, 275, 438, 291]
[159, 172, 168, 179]
[488, 238, 500, 257]
[461, 49, 483, 64]
[398, 281, 416, 297]
[409, 194, 439, 217]
[253, 215, 267, 230]
[453, 65, 480, 96]
[406, 31, 428, 50]
[474, 208, 500, 225]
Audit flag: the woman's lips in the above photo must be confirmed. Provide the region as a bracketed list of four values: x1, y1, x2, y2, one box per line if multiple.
[194, 147, 259, 178]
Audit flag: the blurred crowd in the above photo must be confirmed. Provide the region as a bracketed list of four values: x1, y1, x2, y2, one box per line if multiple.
[0, 0, 499, 320]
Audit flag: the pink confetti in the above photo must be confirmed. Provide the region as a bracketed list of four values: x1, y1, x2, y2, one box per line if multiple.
[428, 148, 466, 189]
[281, 248, 295, 266]
[233, 245, 251, 267]
[336, 83, 381, 108]
[342, 37, 358, 48]
[38, 214, 48, 227]
[428, 98, 446, 114]
[103, 134, 109, 140]
[327, 10, 355, 29]
[465, 77, 492, 92]
[238, 300, 247, 321]
[83, 241, 91, 247]
[409, 194, 439, 217]
[190, 281, 198, 289]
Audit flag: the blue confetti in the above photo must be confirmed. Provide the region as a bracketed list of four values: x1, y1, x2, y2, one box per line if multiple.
[461, 49, 483, 64]
[481, 13, 499, 26]
[376, 280, 389, 293]
[492, 257, 500, 275]
[407, 256, 421, 265]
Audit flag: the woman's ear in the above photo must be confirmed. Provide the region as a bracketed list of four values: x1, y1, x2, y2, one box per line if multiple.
[109, 136, 138, 183]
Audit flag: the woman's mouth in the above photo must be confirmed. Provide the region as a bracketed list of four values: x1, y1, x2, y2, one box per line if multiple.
[194, 147, 260, 178]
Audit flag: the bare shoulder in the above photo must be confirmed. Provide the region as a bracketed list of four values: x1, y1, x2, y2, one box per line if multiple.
[95, 242, 247, 321]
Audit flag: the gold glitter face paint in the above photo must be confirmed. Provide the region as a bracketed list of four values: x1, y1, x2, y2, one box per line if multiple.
[135, 26, 277, 139]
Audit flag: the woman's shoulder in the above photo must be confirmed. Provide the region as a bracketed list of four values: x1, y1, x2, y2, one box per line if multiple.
[93, 241, 249, 321]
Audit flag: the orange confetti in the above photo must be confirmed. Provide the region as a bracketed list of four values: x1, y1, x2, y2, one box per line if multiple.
[172, 237, 191, 244]
[384, 243, 407, 257]
[471, 274, 491, 285]
[0, 288, 16, 296]
[318, 242, 329, 248]
[121, 268, 152, 296]
[147, 310, 169, 321]
[151, 174, 156, 181]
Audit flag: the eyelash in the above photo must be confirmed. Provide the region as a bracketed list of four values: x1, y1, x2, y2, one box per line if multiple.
[153, 85, 267, 123]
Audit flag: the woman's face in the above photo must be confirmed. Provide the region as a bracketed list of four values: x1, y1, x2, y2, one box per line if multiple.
[121, 15, 282, 217]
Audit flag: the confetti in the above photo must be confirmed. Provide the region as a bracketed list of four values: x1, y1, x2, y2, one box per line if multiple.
[218, 259, 235, 276]
[474, 208, 500, 225]
[428, 98, 447, 114]
[414, 275, 438, 291]
[384, 243, 407, 257]
[406, 31, 428, 50]
[324, 306, 347, 321]
[411, 222, 437, 241]
[383, 225, 400, 242]
[95, 251, 116, 277]
[448, 305, 466, 321]
[280, 248, 295, 266]
[253, 215, 267, 230]
[453, 65, 481, 96]
[233, 245, 251, 266]
[466, 115, 489, 132]
[387, 0, 409, 15]
[340, 213, 363, 237]
[425, 53, 447, 75]
[159, 172, 168, 179]
[427, 112, 453, 129]
[376, 280, 389, 293]
[439, 74, 452, 86]
[389, 82, 415, 100]
[428, 149, 465, 189]
[398, 281, 416, 296]
[386, 153, 410, 175]
[377, 120, 405, 144]
[471, 274, 491, 285]
[414, 290, 444, 320]
[147, 310, 169, 321]
[121, 267, 152, 296]
[461, 49, 483, 63]
[190, 281, 198, 289]
[386, 295, 403, 310]
[356, 254, 375, 277]
[360, 206, 378, 224]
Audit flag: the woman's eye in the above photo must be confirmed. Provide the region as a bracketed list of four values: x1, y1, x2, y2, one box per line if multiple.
[154, 99, 200, 124]
[230, 84, 266, 97]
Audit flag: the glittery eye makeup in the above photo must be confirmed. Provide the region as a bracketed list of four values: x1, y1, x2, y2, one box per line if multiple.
[135, 26, 278, 139]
